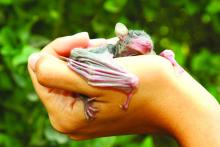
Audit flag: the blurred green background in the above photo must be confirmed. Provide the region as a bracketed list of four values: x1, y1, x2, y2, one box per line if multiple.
[0, 0, 220, 147]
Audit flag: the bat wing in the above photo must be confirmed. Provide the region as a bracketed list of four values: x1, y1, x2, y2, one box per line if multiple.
[67, 47, 138, 94]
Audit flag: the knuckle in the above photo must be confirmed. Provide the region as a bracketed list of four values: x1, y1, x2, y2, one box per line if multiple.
[48, 114, 86, 135]
[35, 57, 51, 86]
[150, 56, 173, 75]
[150, 56, 175, 83]
[49, 116, 72, 134]
[51, 123, 67, 134]
[157, 56, 175, 74]
[53, 37, 63, 43]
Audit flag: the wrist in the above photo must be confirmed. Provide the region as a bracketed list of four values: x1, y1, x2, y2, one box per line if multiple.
[170, 72, 220, 147]
[148, 69, 220, 147]
[175, 108, 220, 147]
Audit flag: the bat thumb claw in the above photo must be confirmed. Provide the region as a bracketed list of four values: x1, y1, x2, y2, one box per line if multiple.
[119, 104, 128, 110]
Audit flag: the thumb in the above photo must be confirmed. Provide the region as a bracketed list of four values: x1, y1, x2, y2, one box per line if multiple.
[31, 53, 103, 97]
[43, 32, 90, 57]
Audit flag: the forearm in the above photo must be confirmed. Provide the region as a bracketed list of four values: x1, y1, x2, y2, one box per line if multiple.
[156, 70, 220, 147]
[114, 55, 220, 147]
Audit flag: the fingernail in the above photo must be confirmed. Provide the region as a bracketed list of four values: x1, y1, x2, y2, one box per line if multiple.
[88, 38, 107, 47]
[72, 32, 89, 39]
[28, 52, 41, 71]
[71, 32, 90, 48]
[106, 37, 119, 45]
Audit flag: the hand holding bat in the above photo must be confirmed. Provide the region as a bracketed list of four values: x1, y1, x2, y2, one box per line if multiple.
[28, 28, 220, 147]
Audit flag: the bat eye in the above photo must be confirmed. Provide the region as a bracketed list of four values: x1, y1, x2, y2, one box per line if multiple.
[120, 48, 141, 57]
[115, 22, 128, 38]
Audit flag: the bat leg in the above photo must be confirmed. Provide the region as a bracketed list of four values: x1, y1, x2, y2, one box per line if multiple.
[160, 49, 184, 73]
[120, 92, 133, 110]
[77, 94, 99, 120]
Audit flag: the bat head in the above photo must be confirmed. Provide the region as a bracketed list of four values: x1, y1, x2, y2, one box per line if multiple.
[114, 22, 153, 56]
[119, 30, 154, 56]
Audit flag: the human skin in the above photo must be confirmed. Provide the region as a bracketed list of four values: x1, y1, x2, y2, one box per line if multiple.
[28, 32, 220, 147]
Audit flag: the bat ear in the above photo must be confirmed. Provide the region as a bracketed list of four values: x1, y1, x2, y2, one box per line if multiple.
[115, 23, 128, 38]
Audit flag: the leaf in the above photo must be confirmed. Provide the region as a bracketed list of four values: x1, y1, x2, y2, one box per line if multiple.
[184, 1, 199, 15]
[201, 14, 211, 24]
[12, 74, 26, 88]
[191, 49, 211, 72]
[0, 45, 17, 56]
[0, 27, 16, 46]
[114, 135, 135, 145]
[27, 92, 38, 102]
[0, 69, 13, 90]
[94, 137, 116, 147]
[17, 16, 39, 43]
[12, 45, 39, 66]
[141, 136, 154, 147]
[0, 0, 13, 5]
[104, 0, 127, 13]
[206, 0, 220, 14]
[144, 8, 156, 22]
[45, 126, 69, 144]
[0, 134, 22, 147]
[29, 35, 50, 48]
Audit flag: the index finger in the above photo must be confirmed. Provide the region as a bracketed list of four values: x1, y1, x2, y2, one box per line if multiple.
[42, 32, 90, 57]
[41, 33, 118, 58]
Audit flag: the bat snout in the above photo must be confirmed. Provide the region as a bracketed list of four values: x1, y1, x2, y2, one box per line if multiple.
[126, 37, 153, 55]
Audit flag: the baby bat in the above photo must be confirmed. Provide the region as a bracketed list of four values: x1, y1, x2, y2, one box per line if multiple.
[60, 23, 182, 120]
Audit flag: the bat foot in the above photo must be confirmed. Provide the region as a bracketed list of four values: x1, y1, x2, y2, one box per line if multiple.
[76, 94, 99, 120]
[160, 49, 184, 74]
[84, 97, 99, 120]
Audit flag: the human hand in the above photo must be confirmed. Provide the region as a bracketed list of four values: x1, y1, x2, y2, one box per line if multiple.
[28, 32, 220, 147]
[28, 32, 177, 140]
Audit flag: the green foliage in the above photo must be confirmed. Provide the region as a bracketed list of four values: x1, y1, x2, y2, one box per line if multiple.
[104, 0, 127, 13]
[141, 136, 153, 147]
[0, 0, 219, 147]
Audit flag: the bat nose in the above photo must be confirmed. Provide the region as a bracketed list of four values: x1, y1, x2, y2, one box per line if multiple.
[126, 38, 153, 55]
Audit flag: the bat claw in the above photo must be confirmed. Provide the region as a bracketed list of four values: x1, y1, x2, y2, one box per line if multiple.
[119, 104, 129, 110]
[84, 97, 98, 120]
[87, 97, 97, 102]
[88, 106, 99, 112]
[86, 108, 95, 119]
